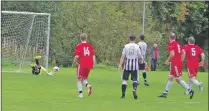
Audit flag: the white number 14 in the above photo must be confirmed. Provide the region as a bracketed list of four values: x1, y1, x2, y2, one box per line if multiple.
[84, 47, 90, 56]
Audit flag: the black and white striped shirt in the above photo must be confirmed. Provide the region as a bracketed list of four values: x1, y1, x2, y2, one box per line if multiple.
[122, 43, 142, 71]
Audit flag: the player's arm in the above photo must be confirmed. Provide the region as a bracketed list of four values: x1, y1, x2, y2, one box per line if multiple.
[181, 49, 186, 61]
[118, 47, 125, 71]
[181, 46, 187, 61]
[199, 52, 205, 67]
[73, 47, 80, 67]
[165, 50, 175, 65]
[138, 47, 143, 64]
[119, 56, 125, 67]
[73, 56, 79, 67]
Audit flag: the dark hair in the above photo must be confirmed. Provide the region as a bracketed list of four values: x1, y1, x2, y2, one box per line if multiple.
[140, 34, 145, 40]
[129, 35, 136, 41]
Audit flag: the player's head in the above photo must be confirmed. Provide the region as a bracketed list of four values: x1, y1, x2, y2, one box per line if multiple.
[129, 35, 136, 42]
[169, 32, 176, 41]
[153, 43, 158, 48]
[188, 36, 195, 44]
[80, 33, 88, 42]
[140, 34, 145, 41]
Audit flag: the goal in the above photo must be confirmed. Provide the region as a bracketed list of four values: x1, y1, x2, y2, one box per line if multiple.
[1, 11, 51, 73]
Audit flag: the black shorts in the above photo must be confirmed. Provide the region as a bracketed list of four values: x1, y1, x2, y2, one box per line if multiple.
[122, 70, 138, 81]
[139, 63, 145, 70]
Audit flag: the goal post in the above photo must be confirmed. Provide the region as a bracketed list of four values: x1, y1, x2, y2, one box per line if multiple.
[1, 11, 51, 73]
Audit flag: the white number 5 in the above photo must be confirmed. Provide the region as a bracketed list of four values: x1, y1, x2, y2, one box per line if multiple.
[84, 47, 90, 56]
[191, 48, 196, 56]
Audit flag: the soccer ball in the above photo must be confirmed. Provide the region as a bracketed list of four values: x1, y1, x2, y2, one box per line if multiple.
[53, 66, 59, 72]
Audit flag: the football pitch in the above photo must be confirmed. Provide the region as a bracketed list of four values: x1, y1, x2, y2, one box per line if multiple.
[2, 67, 208, 111]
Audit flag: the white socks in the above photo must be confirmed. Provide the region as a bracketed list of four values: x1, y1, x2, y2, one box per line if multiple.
[190, 78, 201, 86]
[77, 81, 83, 93]
[164, 80, 172, 93]
[82, 79, 90, 87]
[187, 80, 193, 88]
[179, 80, 190, 90]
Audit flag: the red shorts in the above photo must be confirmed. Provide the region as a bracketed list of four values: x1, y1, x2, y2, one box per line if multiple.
[170, 63, 182, 77]
[187, 67, 198, 78]
[77, 65, 91, 79]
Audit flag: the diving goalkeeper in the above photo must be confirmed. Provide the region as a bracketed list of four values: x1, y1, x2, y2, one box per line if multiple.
[31, 56, 54, 75]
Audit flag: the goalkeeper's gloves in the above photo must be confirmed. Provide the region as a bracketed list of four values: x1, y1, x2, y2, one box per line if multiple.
[34, 56, 42, 59]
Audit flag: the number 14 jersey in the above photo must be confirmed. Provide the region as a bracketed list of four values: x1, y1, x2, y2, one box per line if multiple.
[74, 42, 95, 69]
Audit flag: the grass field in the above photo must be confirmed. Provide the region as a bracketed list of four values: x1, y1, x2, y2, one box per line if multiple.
[2, 66, 208, 111]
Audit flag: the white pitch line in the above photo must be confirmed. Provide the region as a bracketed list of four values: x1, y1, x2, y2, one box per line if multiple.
[39, 101, 206, 105]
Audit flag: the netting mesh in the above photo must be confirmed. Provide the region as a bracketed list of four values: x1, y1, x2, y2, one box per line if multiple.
[1, 12, 50, 72]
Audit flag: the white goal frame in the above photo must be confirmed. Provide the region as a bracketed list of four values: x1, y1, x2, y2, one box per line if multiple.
[1, 11, 51, 72]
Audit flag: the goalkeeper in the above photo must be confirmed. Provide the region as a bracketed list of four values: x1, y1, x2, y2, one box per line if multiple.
[31, 56, 50, 75]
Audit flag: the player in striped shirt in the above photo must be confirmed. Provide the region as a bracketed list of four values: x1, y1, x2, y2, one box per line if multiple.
[118, 35, 142, 99]
[138, 34, 150, 86]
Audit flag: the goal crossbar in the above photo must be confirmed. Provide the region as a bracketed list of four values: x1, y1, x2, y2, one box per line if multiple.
[1, 11, 51, 16]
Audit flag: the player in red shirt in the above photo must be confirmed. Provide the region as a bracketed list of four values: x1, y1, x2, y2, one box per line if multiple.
[73, 33, 96, 98]
[158, 33, 194, 99]
[182, 37, 205, 94]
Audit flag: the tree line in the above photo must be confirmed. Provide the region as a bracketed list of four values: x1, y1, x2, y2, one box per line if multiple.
[1, 1, 208, 71]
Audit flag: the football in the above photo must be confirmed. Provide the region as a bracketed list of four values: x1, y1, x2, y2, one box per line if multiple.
[53, 66, 59, 72]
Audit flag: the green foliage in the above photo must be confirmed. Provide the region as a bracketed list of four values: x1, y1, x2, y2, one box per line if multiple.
[2, 1, 154, 67]
[2, 1, 208, 71]
[151, 1, 208, 71]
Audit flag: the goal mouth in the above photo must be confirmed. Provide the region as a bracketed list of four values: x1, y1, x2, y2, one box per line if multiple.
[1, 11, 50, 73]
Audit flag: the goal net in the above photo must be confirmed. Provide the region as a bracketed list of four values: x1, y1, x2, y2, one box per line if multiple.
[1, 11, 51, 73]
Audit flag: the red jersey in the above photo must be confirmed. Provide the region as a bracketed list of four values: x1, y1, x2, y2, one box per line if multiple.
[168, 41, 182, 65]
[183, 44, 203, 68]
[74, 42, 95, 69]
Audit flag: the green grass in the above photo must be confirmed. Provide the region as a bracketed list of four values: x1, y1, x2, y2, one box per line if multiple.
[2, 67, 208, 111]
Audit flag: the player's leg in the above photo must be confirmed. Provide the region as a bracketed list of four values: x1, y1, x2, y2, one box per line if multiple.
[139, 63, 149, 86]
[158, 75, 174, 98]
[174, 66, 194, 99]
[142, 70, 149, 86]
[77, 65, 83, 98]
[185, 79, 193, 95]
[188, 68, 203, 91]
[131, 70, 139, 99]
[40, 66, 49, 75]
[81, 68, 92, 96]
[121, 70, 130, 99]
[143, 63, 149, 86]
[187, 79, 193, 89]
[176, 76, 194, 99]
[34, 56, 41, 66]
